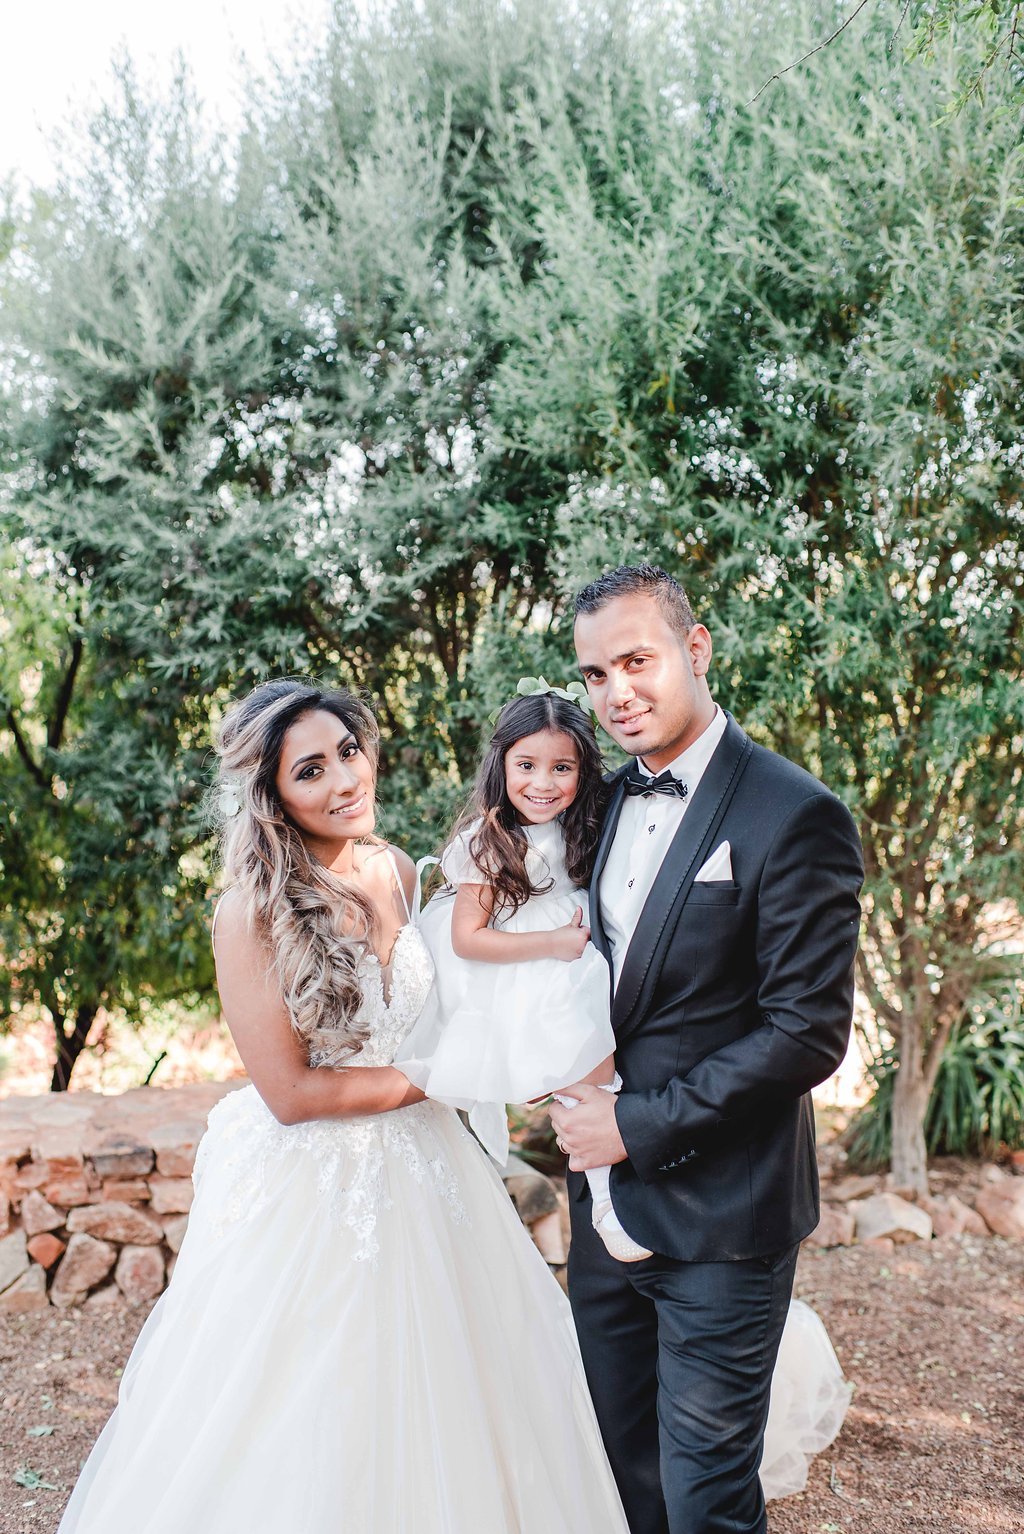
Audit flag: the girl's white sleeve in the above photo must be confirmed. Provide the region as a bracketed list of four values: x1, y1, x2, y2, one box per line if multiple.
[440, 825, 490, 886]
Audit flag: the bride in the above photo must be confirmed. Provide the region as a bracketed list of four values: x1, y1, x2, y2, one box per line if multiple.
[58, 679, 630, 1534]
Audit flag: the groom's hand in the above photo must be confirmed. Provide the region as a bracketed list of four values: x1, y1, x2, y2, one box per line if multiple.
[549, 1084, 627, 1171]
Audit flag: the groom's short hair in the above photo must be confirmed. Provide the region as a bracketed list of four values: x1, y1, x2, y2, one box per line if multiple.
[573, 564, 697, 639]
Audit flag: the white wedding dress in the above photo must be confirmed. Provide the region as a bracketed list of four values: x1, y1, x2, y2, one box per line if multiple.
[58, 909, 630, 1533]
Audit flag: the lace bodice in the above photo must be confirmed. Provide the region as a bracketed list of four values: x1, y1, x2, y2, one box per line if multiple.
[309, 922, 434, 1069]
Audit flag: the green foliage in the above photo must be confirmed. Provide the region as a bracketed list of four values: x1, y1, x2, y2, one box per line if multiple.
[0, 0, 1021, 1117]
[847, 970, 1024, 1166]
[908, 0, 1024, 112]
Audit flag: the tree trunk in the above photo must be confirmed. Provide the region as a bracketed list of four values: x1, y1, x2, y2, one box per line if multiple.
[50, 1004, 98, 1092]
[890, 1014, 930, 1196]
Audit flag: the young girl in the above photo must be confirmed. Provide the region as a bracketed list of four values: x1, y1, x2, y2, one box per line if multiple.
[396, 684, 652, 1262]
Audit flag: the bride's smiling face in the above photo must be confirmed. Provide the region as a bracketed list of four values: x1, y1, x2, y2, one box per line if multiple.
[275, 708, 376, 847]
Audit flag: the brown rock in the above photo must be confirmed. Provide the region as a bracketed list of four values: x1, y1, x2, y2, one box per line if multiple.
[50, 1233, 117, 1307]
[14, 1163, 49, 1194]
[0, 1230, 30, 1292]
[829, 1174, 879, 1203]
[85, 1283, 123, 1310]
[919, 1193, 988, 1240]
[529, 1209, 567, 1265]
[1009, 1149, 1024, 1174]
[44, 1175, 99, 1208]
[162, 1215, 189, 1253]
[115, 1244, 166, 1304]
[27, 1234, 66, 1270]
[884, 1183, 920, 1203]
[66, 1201, 164, 1246]
[502, 1155, 559, 1225]
[0, 1132, 32, 1164]
[83, 1130, 155, 1180]
[0, 1264, 48, 1312]
[102, 1179, 152, 1203]
[147, 1176, 194, 1215]
[862, 1236, 896, 1254]
[951, 1196, 989, 1237]
[804, 1205, 856, 1248]
[975, 1181, 1024, 1239]
[851, 1192, 933, 1244]
[150, 1121, 205, 1178]
[33, 1129, 84, 1183]
[20, 1190, 65, 1237]
[0, 1193, 10, 1238]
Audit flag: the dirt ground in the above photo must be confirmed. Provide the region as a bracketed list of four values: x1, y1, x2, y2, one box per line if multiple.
[1, 1235, 1022, 1534]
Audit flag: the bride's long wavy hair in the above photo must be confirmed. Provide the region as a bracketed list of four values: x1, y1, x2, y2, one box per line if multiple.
[215, 679, 382, 1065]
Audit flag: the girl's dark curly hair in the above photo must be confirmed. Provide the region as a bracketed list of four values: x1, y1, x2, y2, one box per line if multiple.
[451, 692, 608, 916]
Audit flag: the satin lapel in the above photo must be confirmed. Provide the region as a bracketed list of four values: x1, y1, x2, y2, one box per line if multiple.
[611, 716, 754, 1037]
[589, 769, 628, 964]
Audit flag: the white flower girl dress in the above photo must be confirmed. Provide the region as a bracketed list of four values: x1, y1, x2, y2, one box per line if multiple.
[396, 818, 615, 1165]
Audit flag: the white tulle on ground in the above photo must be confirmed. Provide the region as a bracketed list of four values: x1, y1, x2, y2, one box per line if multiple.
[396, 820, 615, 1164]
[762, 1298, 853, 1500]
[58, 924, 629, 1534]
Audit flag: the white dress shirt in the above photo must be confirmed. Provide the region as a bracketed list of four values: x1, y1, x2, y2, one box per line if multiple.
[600, 705, 728, 988]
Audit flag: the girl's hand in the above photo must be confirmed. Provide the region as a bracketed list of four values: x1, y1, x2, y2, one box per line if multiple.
[547, 907, 591, 961]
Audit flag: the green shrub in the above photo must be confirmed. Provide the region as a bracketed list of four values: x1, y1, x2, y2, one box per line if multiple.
[847, 973, 1024, 1169]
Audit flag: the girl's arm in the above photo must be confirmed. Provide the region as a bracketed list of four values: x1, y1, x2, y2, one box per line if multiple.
[213, 891, 425, 1126]
[450, 882, 591, 963]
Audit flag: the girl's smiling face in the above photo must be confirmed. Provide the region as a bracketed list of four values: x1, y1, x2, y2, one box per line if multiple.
[275, 708, 376, 851]
[503, 728, 581, 825]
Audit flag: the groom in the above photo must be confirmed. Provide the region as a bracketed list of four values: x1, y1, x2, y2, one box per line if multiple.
[550, 564, 863, 1534]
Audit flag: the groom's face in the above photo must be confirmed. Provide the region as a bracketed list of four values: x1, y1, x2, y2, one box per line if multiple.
[574, 593, 714, 771]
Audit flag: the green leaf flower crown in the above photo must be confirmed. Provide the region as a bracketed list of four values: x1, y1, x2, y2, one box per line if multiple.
[514, 676, 596, 716]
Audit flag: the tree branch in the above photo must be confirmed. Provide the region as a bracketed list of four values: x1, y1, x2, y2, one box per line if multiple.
[5, 708, 47, 788]
[889, 0, 912, 52]
[750, 0, 875, 103]
[47, 635, 84, 752]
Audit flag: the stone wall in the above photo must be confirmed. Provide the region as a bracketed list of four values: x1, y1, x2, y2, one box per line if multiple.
[0, 1083, 569, 1310]
[0, 1082, 244, 1310]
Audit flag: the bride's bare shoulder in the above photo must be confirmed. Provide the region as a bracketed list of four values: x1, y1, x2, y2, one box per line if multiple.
[359, 841, 416, 908]
[211, 887, 254, 952]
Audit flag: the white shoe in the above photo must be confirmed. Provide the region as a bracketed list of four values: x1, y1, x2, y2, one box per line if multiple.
[592, 1200, 653, 1263]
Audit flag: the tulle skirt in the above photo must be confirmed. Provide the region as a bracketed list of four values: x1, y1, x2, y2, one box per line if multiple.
[397, 888, 615, 1164]
[58, 1087, 628, 1534]
[762, 1298, 853, 1500]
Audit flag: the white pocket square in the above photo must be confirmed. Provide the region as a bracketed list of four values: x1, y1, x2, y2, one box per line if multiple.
[694, 840, 733, 883]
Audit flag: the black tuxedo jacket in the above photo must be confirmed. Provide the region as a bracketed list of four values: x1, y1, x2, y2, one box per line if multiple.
[569, 712, 864, 1262]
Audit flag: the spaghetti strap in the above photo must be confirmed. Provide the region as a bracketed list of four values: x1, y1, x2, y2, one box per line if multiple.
[414, 855, 440, 919]
[210, 893, 228, 948]
[385, 850, 414, 925]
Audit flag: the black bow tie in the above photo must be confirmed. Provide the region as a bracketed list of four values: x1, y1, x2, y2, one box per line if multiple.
[623, 765, 689, 800]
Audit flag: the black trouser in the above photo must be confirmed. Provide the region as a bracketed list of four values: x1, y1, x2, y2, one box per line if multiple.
[567, 1207, 798, 1534]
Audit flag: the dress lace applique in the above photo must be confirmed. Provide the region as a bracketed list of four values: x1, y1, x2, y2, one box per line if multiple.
[193, 924, 467, 1264]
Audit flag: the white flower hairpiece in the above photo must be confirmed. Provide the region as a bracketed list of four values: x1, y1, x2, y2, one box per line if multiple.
[218, 780, 243, 818]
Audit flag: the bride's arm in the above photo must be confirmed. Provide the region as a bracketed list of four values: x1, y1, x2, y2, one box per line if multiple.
[213, 893, 425, 1126]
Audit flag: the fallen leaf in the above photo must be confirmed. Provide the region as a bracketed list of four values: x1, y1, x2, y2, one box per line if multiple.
[13, 1466, 58, 1491]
